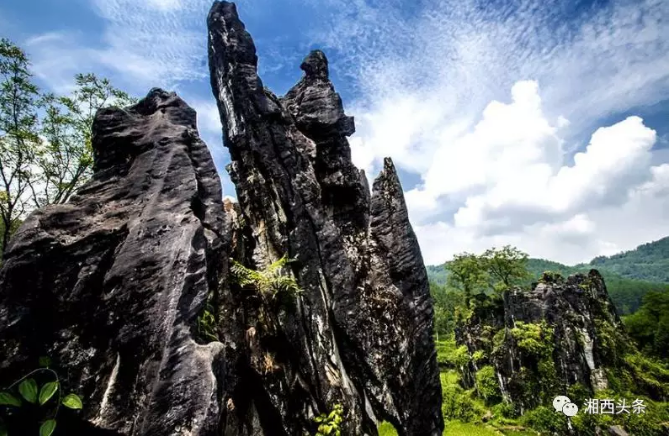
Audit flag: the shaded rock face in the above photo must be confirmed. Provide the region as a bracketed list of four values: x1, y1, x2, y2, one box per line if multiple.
[0, 3, 441, 436]
[208, 1, 442, 435]
[0, 89, 227, 434]
[457, 270, 661, 413]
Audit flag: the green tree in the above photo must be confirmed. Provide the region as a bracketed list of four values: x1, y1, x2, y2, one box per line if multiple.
[430, 281, 467, 338]
[446, 252, 488, 308]
[0, 39, 39, 256]
[623, 291, 669, 360]
[29, 74, 135, 207]
[0, 39, 134, 260]
[481, 245, 530, 291]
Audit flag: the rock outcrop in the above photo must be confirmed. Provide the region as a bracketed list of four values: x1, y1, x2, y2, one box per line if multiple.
[0, 2, 442, 436]
[208, 1, 442, 435]
[0, 89, 227, 435]
[457, 270, 667, 413]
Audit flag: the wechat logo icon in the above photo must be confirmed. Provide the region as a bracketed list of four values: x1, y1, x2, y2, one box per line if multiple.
[553, 395, 579, 417]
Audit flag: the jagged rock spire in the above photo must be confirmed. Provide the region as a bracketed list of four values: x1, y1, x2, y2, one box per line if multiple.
[208, 1, 442, 435]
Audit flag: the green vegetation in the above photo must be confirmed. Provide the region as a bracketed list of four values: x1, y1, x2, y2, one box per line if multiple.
[0, 358, 83, 436]
[0, 38, 134, 260]
[196, 303, 219, 343]
[445, 246, 530, 308]
[429, 238, 669, 317]
[446, 252, 488, 308]
[230, 255, 302, 302]
[377, 421, 398, 436]
[429, 243, 669, 436]
[622, 291, 668, 361]
[314, 403, 343, 436]
[583, 237, 668, 283]
[475, 366, 501, 403]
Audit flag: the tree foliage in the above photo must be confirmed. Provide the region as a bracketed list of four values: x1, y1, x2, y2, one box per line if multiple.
[32, 74, 135, 207]
[622, 291, 669, 361]
[0, 39, 134, 259]
[446, 252, 488, 308]
[0, 38, 39, 256]
[480, 245, 530, 290]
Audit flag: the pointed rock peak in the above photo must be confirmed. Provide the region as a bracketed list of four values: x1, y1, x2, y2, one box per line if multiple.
[300, 49, 329, 79]
[381, 157, 397, 176]
[373, 157, 402, 193]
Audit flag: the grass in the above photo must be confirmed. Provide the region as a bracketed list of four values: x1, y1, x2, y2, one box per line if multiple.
[377, 419, 508, 436]
[443, 420, 502, 436]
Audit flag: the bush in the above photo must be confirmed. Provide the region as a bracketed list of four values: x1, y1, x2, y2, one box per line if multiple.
[520, 406, 569, 435]
[475, 365, 501, 403]
[441, 370, 487, 424]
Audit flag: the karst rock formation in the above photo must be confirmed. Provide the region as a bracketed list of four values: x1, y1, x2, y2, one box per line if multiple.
[456, 270, 667, 414]
[0, 1, 442, 435]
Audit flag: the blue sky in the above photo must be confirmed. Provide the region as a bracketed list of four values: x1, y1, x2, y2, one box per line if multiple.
[1, 0, 668, 264]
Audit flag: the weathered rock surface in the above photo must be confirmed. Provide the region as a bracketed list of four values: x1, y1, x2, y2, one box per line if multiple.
[208, 1, 442, 435]
[0, 89, 227, 435]
[457, 270, 667, 413]
[0, 3, 442, 435]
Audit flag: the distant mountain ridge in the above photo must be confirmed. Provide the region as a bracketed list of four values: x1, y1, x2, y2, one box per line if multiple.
[426, 237, 669, 314]
[580, 236, 668, 283]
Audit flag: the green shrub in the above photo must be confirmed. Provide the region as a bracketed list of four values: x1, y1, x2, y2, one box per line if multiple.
[475, 365, 501, 403]
[520, 406, 568, 435]
[472, 350, 486, 364]
[510, 322, 553, 357]
[440, 370, 483, 425]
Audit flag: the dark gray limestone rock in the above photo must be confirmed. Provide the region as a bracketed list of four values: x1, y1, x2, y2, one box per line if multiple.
[456, 270, 666, 415]
[208, 1, 442, 435]
[0, 89, 228, 435]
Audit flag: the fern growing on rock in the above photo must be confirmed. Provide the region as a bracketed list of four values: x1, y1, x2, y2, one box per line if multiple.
[230, 254, 302, 301]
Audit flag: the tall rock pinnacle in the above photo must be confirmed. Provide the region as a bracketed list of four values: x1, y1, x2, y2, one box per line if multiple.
[208, 1, 443, 435]
[0, 89, 227, 435]
[0, 2, 442, 435]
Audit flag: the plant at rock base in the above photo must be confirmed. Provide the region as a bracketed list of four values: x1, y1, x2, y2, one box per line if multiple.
[0, 357, 83, 436]
[314, 403, 343, 436]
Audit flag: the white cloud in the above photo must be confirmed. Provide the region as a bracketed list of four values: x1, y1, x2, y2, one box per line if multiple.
[22, 0, 212, 95]
[407, 82, 665, 264]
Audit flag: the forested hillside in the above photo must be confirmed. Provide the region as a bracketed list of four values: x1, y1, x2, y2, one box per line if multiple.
[582, 237, 668, 283]
[427, 237, 669, 315]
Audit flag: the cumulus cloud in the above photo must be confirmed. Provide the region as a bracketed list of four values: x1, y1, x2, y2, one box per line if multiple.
[407, 82, 665, 264]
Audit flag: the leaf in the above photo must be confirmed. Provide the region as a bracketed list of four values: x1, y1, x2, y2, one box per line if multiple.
[62, 393, 83, 409]
[0, 418, 7, 436]
[38, 356, 52, 368]
[39, 419, 56, 436]
[39, 381, 59, 405]
[0, 392, 21, 407]
[18, 378, 38, 403]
